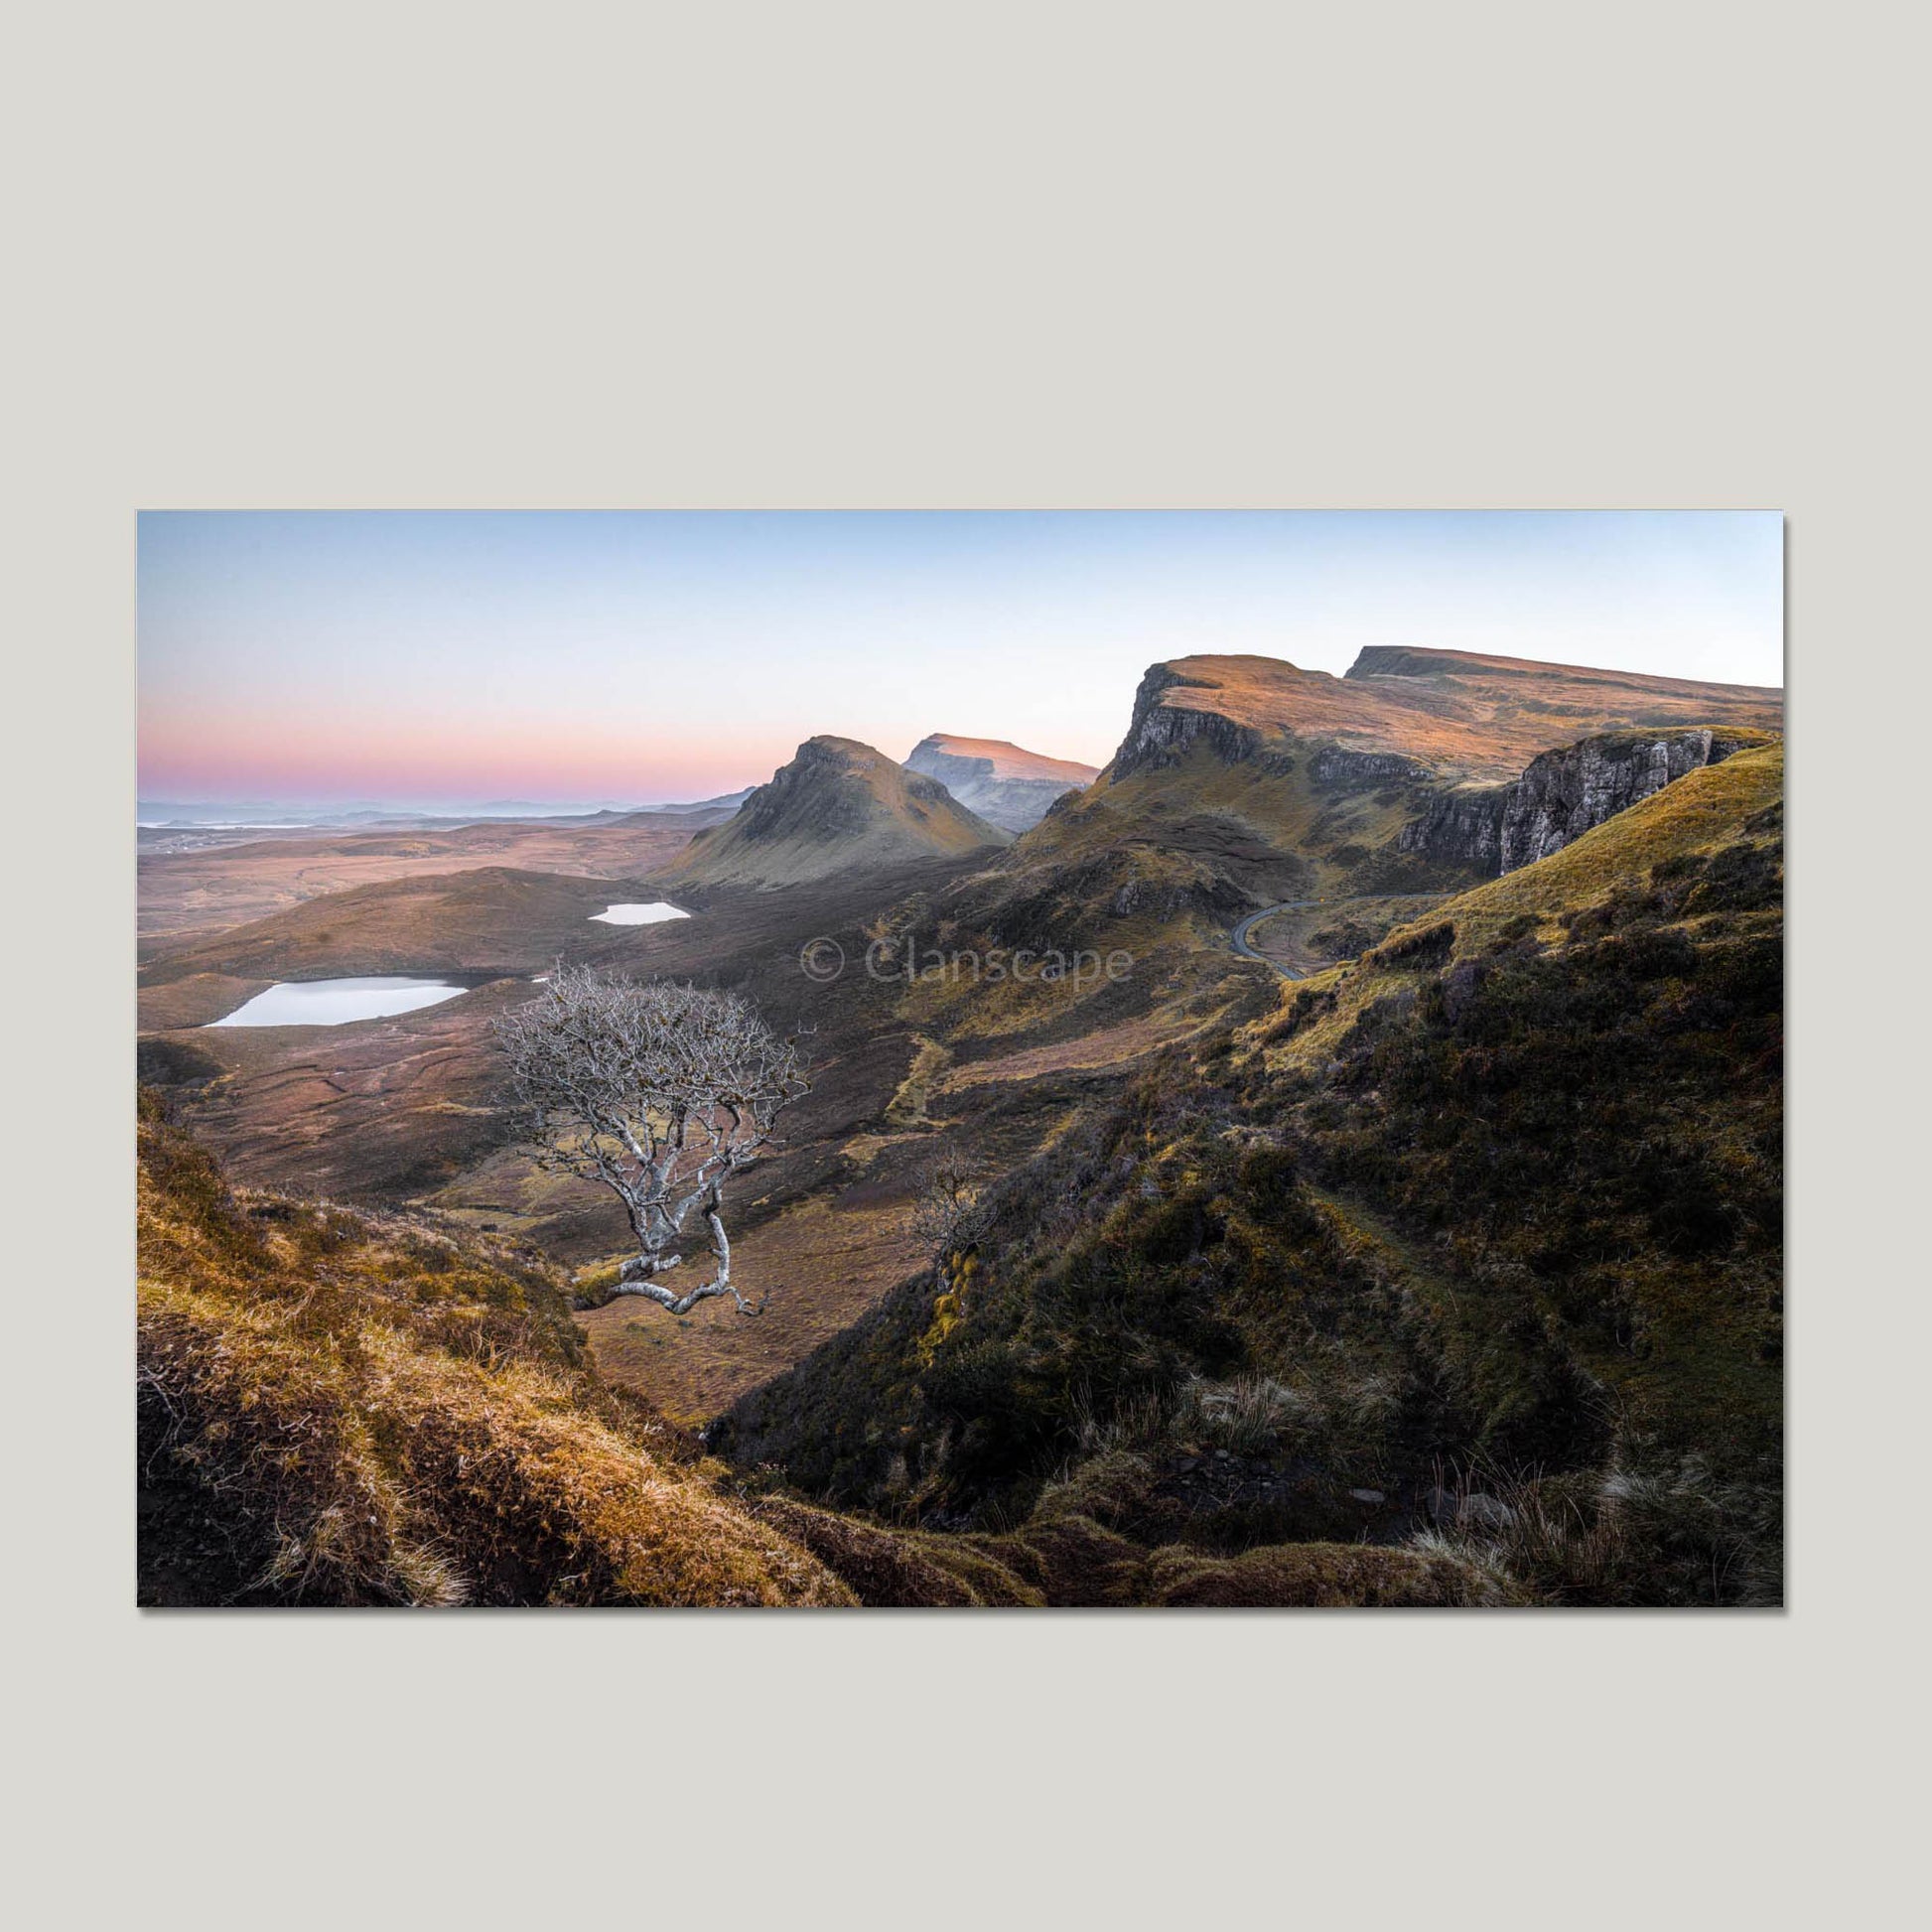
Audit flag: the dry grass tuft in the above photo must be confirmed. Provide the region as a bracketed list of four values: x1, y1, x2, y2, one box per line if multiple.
[1144, 1540, 1524, 1607]
[137, 1098, 851, 1606]
[751, 1497, 1044, 1606]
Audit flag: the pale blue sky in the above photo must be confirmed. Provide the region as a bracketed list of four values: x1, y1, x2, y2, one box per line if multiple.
[139, 511, 1783, 806]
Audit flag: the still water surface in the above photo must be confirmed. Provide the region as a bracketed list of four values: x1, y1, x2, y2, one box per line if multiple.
[590, 902, 691, 925]
[207, 977, 467, 1027]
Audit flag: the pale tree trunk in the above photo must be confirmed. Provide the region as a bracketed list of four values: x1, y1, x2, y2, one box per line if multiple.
[607, 1199, 763, 1316]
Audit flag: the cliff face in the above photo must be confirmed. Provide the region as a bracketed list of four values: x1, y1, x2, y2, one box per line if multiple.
[1111, 664, 1273, 777]
[1397, 784, 1510, 874]
[903, 735, 1097, 832]
[1309, 747, 1432, 788]
[1399, 729, 1769, 877]
[1110, 650, 1784, 789]
[1500, 730, 1762, 870]
[955, 651, 1783, 954]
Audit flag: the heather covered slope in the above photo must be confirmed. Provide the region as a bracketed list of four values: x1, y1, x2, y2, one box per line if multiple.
[655, 735, 1010, 888]
[720, 746, 1784, 1605]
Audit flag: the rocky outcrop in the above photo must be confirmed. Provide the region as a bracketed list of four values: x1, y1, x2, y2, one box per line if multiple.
[1500, 730, 1761, 870]
[1113, 649, 1783, 789]
[1396, 783, 1510, 874]
[1311, 747, 1432, 789]
[903, 735, 1097, 833]
[1111, 666, 1272, 777]
[1399, 729, 1767, 877]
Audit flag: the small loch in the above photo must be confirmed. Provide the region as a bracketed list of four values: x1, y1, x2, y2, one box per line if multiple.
[207, 977, 469, 1028]
[590, 901, 691, 925]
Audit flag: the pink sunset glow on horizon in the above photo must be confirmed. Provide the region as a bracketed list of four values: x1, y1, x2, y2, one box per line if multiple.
[138, 704, 796, 806]
[139, 511, 1784, 809]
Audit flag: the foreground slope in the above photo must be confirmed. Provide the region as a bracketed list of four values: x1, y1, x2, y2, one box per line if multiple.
[654, 736, 1011, 889]
[722, 746, 1784, 1604]
[139, 1098, 1505, 1606]
[136, 1095, 853, 1605]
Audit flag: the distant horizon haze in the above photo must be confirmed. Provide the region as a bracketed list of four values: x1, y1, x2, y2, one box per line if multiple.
[136, 794, 696, 822]
[140, 511, 1783, 807]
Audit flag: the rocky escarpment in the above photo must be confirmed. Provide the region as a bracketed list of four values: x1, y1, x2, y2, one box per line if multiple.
[1310, 747, 1433, 788]
[1111, 665, 1274, 777]
[1396, 785, 1512, 874]
[1398, 729, 1770, 877]
[903, 735, 1097, 833]
[1108, 648, 1782, 789]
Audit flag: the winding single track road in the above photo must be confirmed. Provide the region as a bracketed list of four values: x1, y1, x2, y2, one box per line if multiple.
[1229, 900, 1322, 979]
[1229, 894, 1449, 980]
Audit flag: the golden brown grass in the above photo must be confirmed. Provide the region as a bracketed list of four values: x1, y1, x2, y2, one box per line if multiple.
[940, 1012, 1203, 1089]
[1142, 1541, 1521, 1607]
[142, 865, 625, 989]
[137, 1098, 852, 1606]
[141, 1109, 1536, 1607]
[755, 1470, 1518, 1605]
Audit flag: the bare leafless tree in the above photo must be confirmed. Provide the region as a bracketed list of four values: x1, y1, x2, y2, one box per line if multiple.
[493, 965, 808, 1315]
[911, 1152, 986, 1290]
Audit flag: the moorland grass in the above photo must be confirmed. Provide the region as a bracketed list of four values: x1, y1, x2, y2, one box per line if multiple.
[138, 1093, 853, 1606]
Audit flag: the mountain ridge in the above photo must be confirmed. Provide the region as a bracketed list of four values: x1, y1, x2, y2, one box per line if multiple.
[654, 736, 1011, 890]
[1114, 648, 1781, 786]
[899, 644, 1784, 986]
[903, 733, 1097, 832]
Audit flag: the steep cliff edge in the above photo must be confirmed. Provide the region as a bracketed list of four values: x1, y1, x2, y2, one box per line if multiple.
[1398, 728, 1774, 876]
[1111, 648, 1781, 785]
[1110, 663, 1285, 776]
